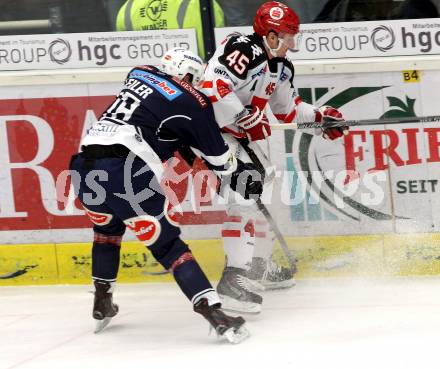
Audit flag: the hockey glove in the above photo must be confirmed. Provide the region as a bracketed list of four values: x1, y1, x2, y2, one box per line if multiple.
[236, 106, 271, 142]
[316, 106, 348, 140]
[228, 159, 263, 200]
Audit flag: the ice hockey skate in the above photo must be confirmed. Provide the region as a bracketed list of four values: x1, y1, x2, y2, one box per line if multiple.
[93, 280, 119, 333]
[247, 257, 296, 290]
[194, 298, 250, 344]
[216, 267, 263, 314]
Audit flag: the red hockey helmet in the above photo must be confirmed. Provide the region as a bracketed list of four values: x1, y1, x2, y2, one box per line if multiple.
[253, 1, 300, 37]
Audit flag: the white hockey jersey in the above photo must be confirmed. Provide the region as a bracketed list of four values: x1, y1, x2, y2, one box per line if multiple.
[199, 33, 319, 133]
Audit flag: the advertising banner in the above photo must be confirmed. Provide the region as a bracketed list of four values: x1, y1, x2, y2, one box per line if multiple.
[1, 68, 440, 244]
[285, 70, 440, 236]
[0, 29, 197, 71]
[215, 18, 440, 59]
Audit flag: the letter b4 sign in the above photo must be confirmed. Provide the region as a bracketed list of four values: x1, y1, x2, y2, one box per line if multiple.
[403, 70, 420, 83]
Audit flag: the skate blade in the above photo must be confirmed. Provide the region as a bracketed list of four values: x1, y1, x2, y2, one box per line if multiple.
[221, 325, 250, 344]
[94, 317, 112, 333]
[262, 278, 296, 291]
[219, 295, 261, 314]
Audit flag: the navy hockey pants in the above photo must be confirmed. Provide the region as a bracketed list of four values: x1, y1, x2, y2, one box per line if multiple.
[70, 151, 187, 269]
[69, 150, 216, 304]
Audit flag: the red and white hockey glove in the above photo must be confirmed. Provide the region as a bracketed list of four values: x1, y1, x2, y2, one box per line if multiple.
[236, 106, 271, 142]
[316, 106, 348, 140]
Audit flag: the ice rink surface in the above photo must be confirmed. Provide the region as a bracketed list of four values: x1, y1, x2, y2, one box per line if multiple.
[1, 278, 440, 369]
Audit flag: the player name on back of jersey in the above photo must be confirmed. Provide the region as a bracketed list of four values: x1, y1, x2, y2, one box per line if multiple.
[125, 78, 154, 99]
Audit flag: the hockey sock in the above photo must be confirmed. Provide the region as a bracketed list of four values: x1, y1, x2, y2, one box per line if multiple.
[171, 252, 220, 306]
[94, 279, 116, 293]
[253, 219, 274, 261]
[92, 233, 122, 282]
[222, 217, 255, 270]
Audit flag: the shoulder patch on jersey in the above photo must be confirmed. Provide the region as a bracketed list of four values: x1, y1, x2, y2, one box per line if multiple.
[216, 79, 232, 98]
[129, 69, 182, 101]
[218, 34, 267, 79]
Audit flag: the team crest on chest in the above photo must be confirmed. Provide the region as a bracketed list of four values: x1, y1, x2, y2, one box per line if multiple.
[265, 82, 276, 96]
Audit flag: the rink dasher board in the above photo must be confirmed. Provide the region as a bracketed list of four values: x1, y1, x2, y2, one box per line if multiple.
[1, 60, 440, 284]
[2, 233, 440, 286]
[0, 29, 198, 71]
[1, 67, 440, 242]
[215, 19, 440, 60]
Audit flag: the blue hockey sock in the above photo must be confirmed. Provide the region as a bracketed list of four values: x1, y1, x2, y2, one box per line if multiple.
[171, 252, 220, 306]
[92, 233, 122, 281]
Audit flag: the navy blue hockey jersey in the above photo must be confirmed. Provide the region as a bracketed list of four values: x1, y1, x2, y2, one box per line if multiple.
[81, 65, 235, 176]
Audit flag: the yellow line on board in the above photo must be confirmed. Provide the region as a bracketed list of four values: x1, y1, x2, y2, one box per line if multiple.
[1, 234, 440, 286]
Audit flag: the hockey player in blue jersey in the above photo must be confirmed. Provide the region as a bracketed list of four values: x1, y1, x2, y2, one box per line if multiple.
[69, 48, 263, 343]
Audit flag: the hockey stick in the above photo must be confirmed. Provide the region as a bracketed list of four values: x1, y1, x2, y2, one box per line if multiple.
[255, 198, 297, 273]
[237, 138, 297, 272]
[270, 114, 440, 130]
[180, 142, 297, 272]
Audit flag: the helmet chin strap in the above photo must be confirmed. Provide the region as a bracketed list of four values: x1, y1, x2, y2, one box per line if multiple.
[263, 35, 284, 58]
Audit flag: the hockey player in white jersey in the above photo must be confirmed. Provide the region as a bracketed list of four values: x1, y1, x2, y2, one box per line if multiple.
[70, 48, 265, 343]
[199, 1, 348, 313]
